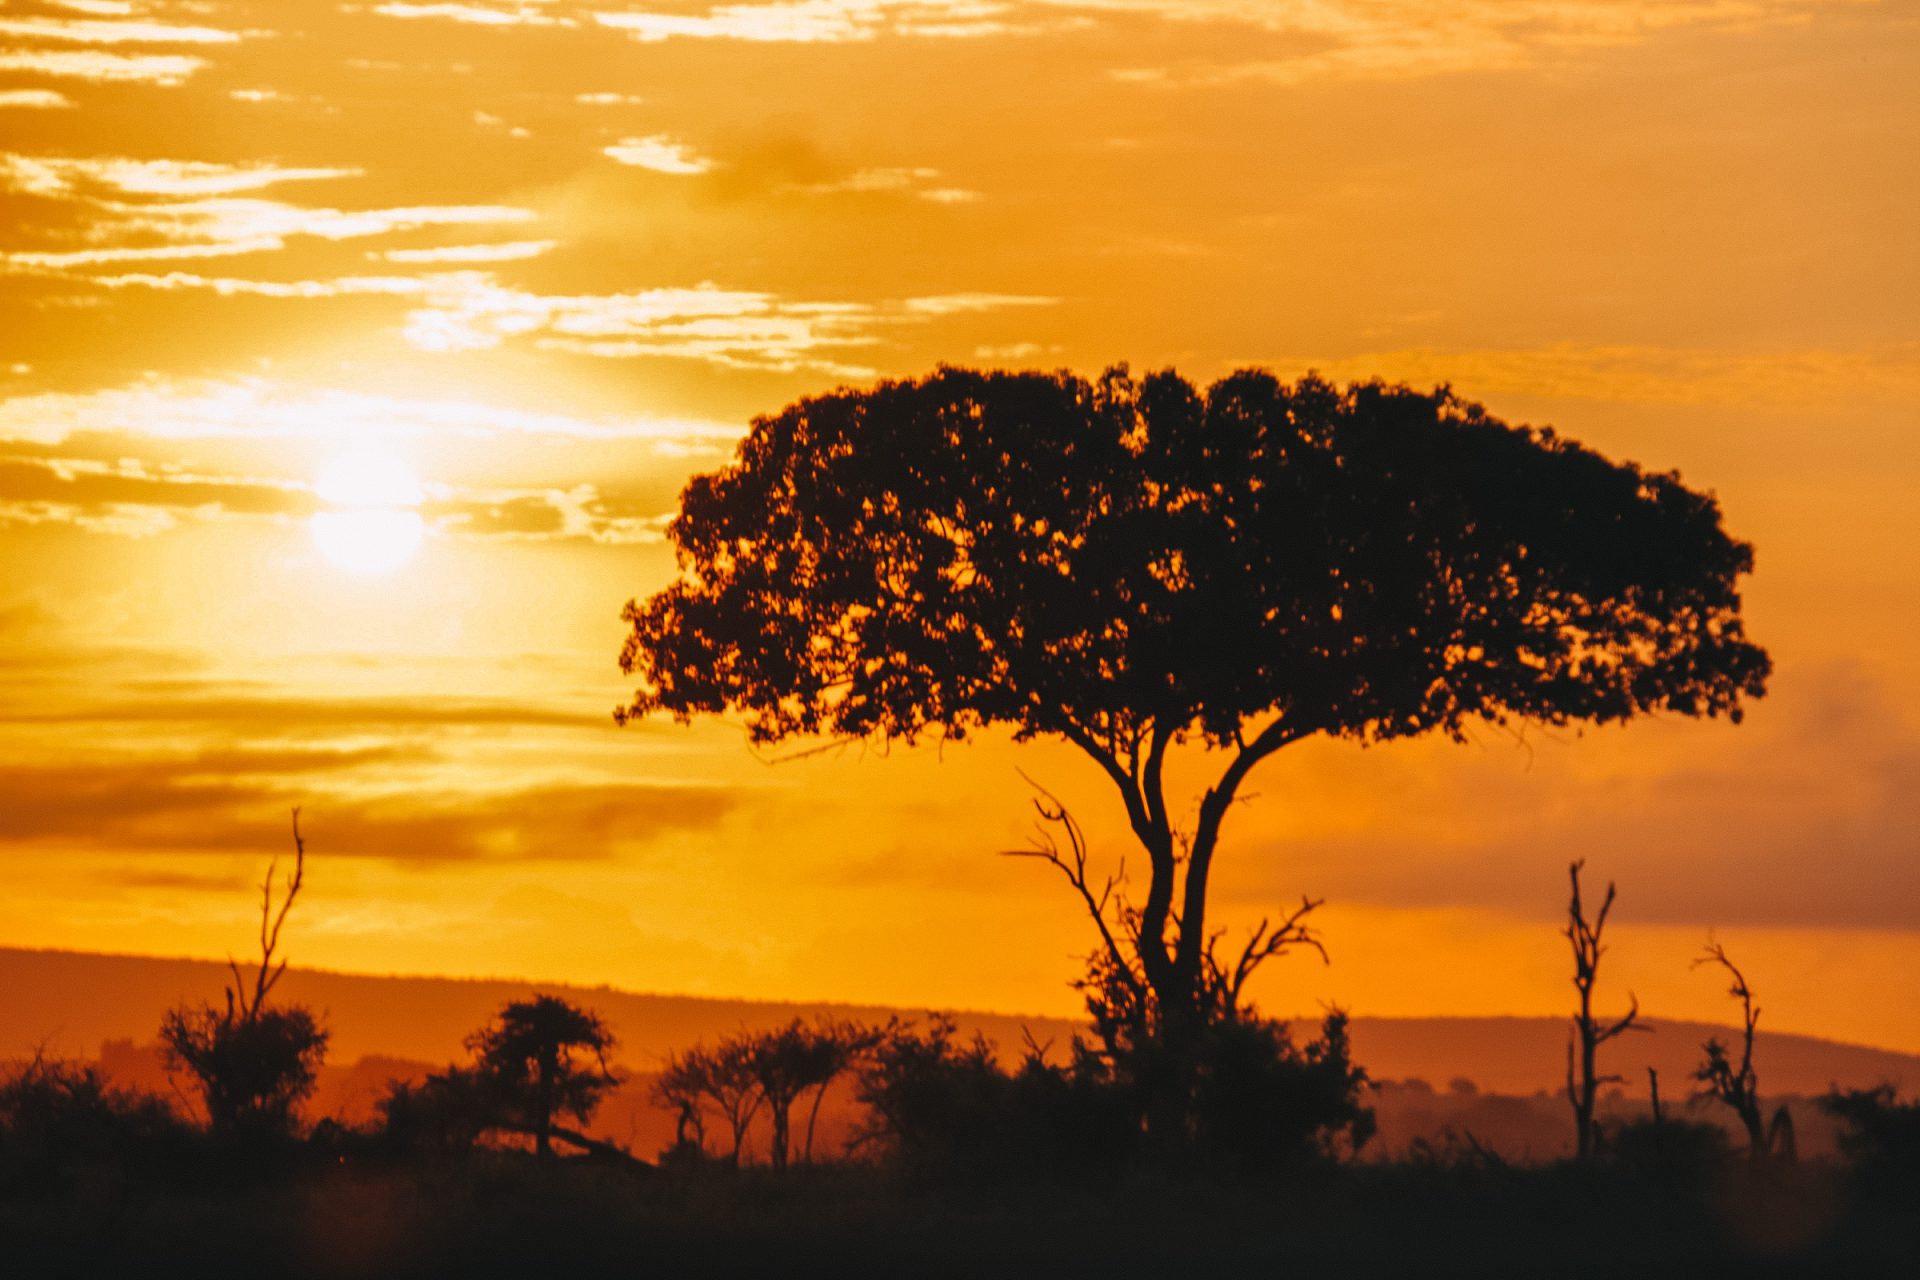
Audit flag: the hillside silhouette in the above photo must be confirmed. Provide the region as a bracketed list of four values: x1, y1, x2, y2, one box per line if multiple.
[7, 947, 1913, 1097]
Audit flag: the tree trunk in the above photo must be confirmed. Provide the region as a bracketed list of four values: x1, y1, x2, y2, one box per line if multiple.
[535, 1057, 554, 1161]
[802, 1083, 829, 1164]
[769, 1099, 790, 1171]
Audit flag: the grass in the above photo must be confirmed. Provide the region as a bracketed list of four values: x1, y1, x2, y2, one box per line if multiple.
[5, 1154, 1917, 1278]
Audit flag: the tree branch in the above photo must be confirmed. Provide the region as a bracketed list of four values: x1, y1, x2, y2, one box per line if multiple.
[1002, 771, 1145, 1004]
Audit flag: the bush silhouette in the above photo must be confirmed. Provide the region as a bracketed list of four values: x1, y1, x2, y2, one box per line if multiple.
[0, 1053, 187, 1191]
[1821, 1085, 1920, 1187]
[373, 1066, 496, 1163]
[159, 1003, 327, 1141]
[854, 1009, 1369, 1178]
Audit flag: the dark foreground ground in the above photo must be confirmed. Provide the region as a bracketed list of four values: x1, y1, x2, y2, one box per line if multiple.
[6, 1158, 1917, 1279]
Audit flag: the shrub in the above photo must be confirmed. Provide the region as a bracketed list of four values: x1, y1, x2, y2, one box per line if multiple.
[159, 1002, 328, 1141]
[1821, 1085, 1920, 1186]
[0, 1054, 188, 1190]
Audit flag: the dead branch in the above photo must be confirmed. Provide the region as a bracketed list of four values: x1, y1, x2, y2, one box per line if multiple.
[1002, 770, 1143, 1003]
[1222, 896, 1327, 1009]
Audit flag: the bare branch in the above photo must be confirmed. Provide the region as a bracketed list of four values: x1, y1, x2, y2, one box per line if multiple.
[228, 808, 308, 1023]
[1223, 896, 1328, 1009]
[1002, 770, 1143, 1003]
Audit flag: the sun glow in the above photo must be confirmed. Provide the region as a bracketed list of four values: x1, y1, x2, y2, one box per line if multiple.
[310, 449, 425, 573]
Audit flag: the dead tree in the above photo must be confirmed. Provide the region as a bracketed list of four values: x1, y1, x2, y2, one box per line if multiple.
[1692, 940, 1768, 1158]
[1562, 860, 1645, 1161]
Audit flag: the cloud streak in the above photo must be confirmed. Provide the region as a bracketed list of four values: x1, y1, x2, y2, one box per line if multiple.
[0, 448, 678, 544]
[0, 377, 742, 446]
[0, 50, 208, 83]
[0, 752, 736, 862]
[603, 135, 714, 174]
[0, 17, 242, 46]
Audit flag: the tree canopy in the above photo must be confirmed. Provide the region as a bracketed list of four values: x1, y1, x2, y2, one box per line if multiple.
[618, 366, 1770, 1073]
[621, 367, 1766, 752]
[467, 995, 618, 1160]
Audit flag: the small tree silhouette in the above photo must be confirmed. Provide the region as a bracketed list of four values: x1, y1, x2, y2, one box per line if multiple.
[159, 810, 327, 1140]
[656, 1039, 763, 1164]
[651, 1050, 710, 1160]
[1692, 940, 1775, 1160]
[467, 995, 619, 1161]
[1562, 860, 1645, 1161]
[744, 1019, 885, 1169]
[653, 1022, 881, 1168]
[659, 1040, 752, 1164]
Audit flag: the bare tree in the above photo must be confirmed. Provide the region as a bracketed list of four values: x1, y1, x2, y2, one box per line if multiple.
[1562, 860, 1645, 1161]
[1692, 940, 1770, 1159]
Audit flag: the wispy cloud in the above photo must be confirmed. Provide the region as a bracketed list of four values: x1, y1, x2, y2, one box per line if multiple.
[397, 277, 878, 371]
[902, 291, 1055, 315]
[0, 753, 735, 862]
[0, 453, 307, 517]
[786, 165, 980, 203]
[0, 17, 242, 45]
[1263, 341, 1920, 411]
[1083, 0, 1870, 85]
[1, 154, 359, 197]
[0, 89, 74, 109]
[368, 2, 578, 27]
[0, 450, 673, 545]
[375, 239, 557, 263]
[603, 135, 714, 174]
[0, 377, 743, 446]
[0, 50, 208, 83]
[591, 1, 1022, 45]
[0, 153, 535, 266]
[15, 261, 1057, 373]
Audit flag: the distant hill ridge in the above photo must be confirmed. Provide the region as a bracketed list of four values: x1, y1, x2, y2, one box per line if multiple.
[4, 946, 1915, 1096]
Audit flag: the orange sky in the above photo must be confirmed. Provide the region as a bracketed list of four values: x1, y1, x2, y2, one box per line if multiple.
[2, 0, 1917, 1052]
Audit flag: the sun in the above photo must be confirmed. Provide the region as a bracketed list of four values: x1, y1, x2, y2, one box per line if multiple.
[309, 450, 425, 573]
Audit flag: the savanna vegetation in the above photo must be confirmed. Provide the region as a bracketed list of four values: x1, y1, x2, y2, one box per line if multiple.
[6, 370, 1914, 1274]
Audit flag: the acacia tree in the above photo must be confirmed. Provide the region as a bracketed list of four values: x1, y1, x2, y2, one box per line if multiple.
[746, 1019, 885, 1169]
[467, 995, 619, 1161]
[653, 1039, 763, 1164]
[619, 367, 1768, 1106]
